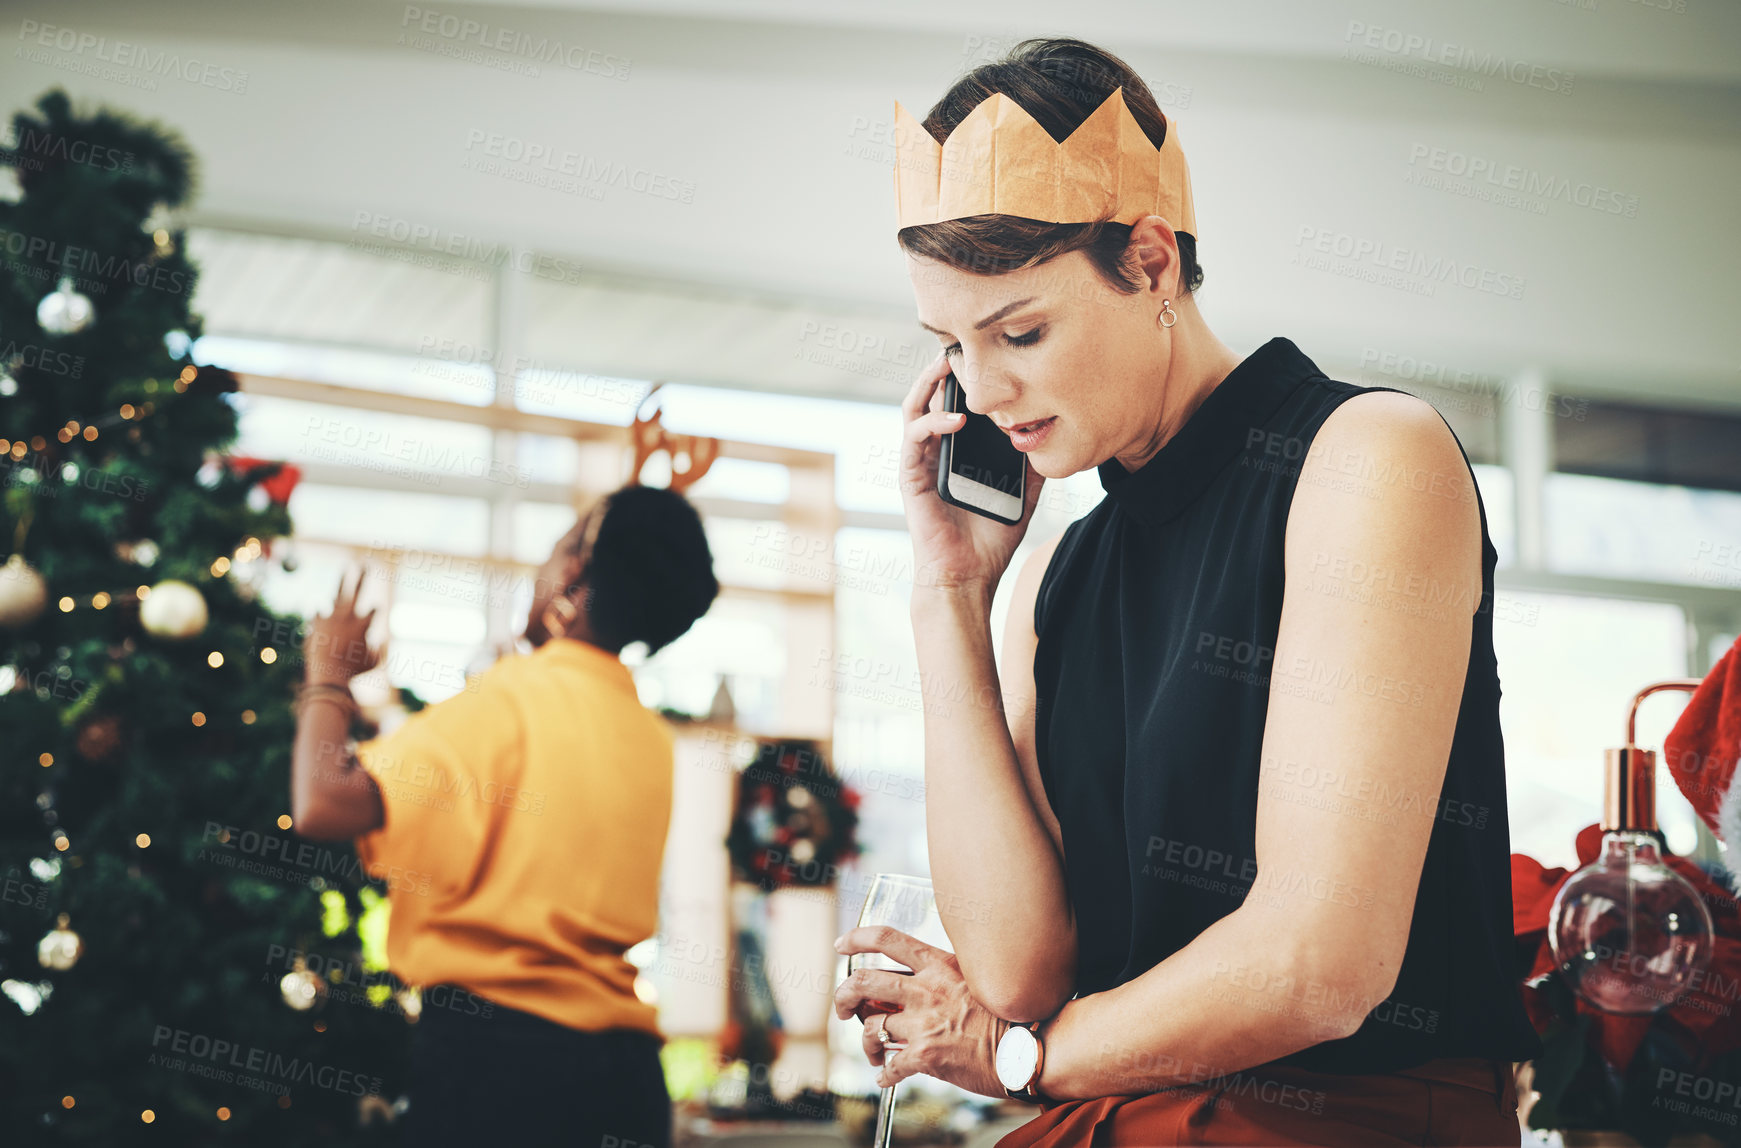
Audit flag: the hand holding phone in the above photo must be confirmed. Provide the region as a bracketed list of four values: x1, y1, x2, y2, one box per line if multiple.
[934, 372, 1028, 525]
[896, 355, 1041, 598]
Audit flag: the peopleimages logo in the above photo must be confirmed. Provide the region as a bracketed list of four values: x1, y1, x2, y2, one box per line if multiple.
[1342, 20, 1575, 95]
[0, 341, 85, 380]
[0, 126, 134, 174]
[17, 20, 250, 93]
[149, 1025, 382, 1097]
[461, 129, 696, 204]
[1294, 225, 1525, 301]
[0, 228, 190, 297]
[1406, 144, 1638, 217]
[399, 5, 631, 79]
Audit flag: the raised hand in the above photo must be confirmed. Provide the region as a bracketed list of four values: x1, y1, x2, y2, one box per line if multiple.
[303, 566, 381, 686]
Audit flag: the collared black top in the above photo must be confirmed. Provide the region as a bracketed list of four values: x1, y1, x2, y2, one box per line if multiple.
[1031, 336, 1543, 1073]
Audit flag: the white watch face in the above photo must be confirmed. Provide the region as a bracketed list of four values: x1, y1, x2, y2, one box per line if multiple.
[996, 1024, 1039, 1091]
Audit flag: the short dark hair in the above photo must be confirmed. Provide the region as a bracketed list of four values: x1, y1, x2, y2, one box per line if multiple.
[577, 485, 719, 656]
[897, 37, 1203, 297]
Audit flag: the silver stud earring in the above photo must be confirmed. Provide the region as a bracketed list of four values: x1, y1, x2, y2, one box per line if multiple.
[1157, 298, 1177, 329]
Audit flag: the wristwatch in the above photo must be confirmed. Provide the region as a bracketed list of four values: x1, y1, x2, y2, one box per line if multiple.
[994, 1018, 1048, 1103]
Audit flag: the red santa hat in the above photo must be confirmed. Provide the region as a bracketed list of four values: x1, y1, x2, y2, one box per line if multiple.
[1663, 632, 1741, 883]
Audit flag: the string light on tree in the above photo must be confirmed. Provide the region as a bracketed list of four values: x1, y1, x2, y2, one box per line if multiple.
[280, 956, 327, 1011]
[143, 203, 174, 255]
[115, 538, 160, 567]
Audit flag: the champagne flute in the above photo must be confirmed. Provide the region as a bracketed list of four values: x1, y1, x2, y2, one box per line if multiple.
[847, 874, 950, 1148]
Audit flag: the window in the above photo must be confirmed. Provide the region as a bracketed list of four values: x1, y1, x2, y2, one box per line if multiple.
[1491, 592, 1698, 869]
[1546, 472, 1741, 589]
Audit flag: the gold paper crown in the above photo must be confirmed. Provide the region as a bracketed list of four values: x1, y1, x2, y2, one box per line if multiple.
[892, 86, 1197, 238]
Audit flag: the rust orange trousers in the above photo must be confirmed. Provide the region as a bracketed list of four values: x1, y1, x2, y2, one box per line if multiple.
[995, 1056, 1521, 1147]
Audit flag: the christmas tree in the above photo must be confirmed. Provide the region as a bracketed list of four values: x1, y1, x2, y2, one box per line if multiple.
[0, 89, 409, 1143]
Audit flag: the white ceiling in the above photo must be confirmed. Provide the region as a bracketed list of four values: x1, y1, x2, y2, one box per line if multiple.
[8, 0, 1741, 410]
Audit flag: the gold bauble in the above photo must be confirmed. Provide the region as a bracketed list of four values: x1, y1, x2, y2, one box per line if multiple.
[0, 554, 48, 628]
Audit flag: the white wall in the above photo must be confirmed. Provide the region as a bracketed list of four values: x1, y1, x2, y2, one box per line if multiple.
[4, 0, 1738, 410]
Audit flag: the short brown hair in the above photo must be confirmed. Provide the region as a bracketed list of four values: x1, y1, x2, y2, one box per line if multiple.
[897, 37, 1203, 298]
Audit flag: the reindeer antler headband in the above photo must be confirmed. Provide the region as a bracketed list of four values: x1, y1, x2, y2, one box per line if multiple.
[891, 85, 1197, 239]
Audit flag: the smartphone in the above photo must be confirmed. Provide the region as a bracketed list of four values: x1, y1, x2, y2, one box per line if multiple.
[935, 371, 1027, 524]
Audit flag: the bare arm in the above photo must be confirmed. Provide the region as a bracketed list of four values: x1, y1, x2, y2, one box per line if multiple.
[918, 531, 1074, 1023]
[289, 568, 385, 841]
[1029, 392, 1483, 1098]
[291, 692, 383, 841]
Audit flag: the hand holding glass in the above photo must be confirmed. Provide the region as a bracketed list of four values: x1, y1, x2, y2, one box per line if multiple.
[846, 874, 951, 1148]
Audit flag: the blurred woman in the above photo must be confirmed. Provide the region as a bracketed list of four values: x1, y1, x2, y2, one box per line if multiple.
[290, 482, 718, 1148]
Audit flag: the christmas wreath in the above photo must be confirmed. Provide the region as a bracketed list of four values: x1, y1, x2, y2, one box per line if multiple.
[726, 738, 861, 892]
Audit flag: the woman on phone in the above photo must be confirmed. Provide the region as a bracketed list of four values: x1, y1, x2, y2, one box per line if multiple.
[833, 38, 1539, 1145]
[289, 483, 718, 1148]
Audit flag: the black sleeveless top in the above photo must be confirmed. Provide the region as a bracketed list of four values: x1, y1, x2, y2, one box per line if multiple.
[1031, 336, 1542, 1073]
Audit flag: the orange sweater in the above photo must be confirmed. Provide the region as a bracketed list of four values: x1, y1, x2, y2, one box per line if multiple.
[354, 637, 674, 1036]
